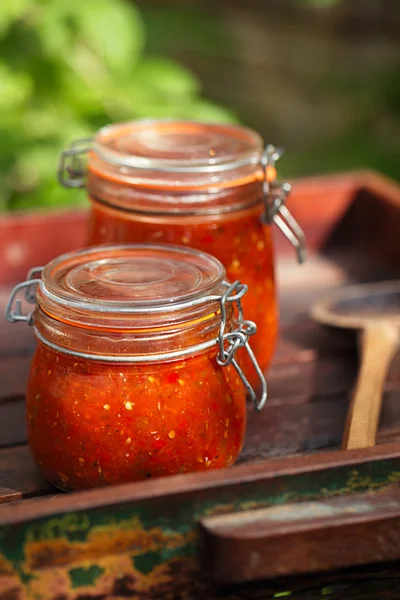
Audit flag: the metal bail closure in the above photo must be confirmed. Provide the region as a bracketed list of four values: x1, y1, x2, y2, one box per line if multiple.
[58, 138, 93, 189]
[5, 274, 42, 325]
[261, 145, 307, 264]
[216, 281, 267, 412]
[4, 272, 267, 411]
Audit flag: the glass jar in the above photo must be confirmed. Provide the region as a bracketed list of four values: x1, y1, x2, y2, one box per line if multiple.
[6, 244, 266, 491]
[59, 121, 306, 380]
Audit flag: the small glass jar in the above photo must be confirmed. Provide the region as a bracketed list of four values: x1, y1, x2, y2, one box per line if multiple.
[6, 244, 266, 491]
[59, 121, 306, 380]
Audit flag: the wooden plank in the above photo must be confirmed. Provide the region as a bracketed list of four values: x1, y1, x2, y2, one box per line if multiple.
[1, 445, 400, 600]
[0, 397, 26, 448]
[0, 356, 30, 400]
[0, 493, 60, 511]
[277, 254, 398, 324]
[241, 387, 400, 462]
[327, 186, 400, 267]
[199, 488, 400, 583]
[0, 446, 51, 505]
[1, 441, 400, 525]
[0, 322, 35, 359]
[0, 210, 86, 286]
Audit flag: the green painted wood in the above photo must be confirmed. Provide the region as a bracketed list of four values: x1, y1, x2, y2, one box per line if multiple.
[1, 451, 400, 598]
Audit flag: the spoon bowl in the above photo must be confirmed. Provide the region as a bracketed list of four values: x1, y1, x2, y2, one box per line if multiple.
[311, 280, 400, 450]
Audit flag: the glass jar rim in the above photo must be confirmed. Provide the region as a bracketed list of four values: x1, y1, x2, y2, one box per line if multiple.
[88, 119, 266, 192]
[93, 119, 264, 172]
[36, 243, 226, 329]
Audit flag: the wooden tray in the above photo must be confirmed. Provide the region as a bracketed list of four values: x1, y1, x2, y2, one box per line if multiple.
[1, 170, 400, 600]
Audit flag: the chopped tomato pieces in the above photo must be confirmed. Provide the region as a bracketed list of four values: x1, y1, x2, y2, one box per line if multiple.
[27, 342, 246, 491]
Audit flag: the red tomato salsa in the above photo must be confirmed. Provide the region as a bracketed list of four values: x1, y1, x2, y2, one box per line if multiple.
[27, 342, 245, 491]
[11, 244, 262, 491]
[82, 121, 280, 380]
[88, 202, 277, 380]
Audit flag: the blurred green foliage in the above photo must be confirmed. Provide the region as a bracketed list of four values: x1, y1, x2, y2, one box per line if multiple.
[0, 0, 236, 212]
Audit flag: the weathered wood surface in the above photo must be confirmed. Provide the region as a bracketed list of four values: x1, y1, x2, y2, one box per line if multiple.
[2, 444, 400, 599]
[200, 488, 400, 583]
[1, 249, 400, 598]
[0, 171, 399, 598]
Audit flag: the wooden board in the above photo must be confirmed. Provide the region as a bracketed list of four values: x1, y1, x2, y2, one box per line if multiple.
[0, 171, 400, 599]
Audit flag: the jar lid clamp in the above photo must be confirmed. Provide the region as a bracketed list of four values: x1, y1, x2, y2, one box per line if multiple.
[261, 145, 306, 264]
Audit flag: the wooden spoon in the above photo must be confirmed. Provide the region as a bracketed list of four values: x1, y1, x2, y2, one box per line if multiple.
[310, 280, 400, 450]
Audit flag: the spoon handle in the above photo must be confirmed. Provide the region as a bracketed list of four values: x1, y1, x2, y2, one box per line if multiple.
[342, 322, 399, 450]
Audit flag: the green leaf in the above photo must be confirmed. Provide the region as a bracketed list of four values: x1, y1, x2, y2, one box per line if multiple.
[0, 0, 29, 38]
[0, 65, 32, 109]
[77, 0, 145, 77]
[134, 57, 200, 100]
[8, 144, 61, 195]
[9, 179, 87, 211]
[0, 0, 237, 212]
[187, 99, 238, 123]
[127, 98, 238, 124]
[58, 61, 109, 116]
[33, 1, 75, 57]
[0, 174, 11, 212]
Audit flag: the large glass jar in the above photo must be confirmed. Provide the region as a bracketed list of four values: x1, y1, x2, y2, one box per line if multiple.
[59, 121, 306, 380]
[6, 244, 266, 491]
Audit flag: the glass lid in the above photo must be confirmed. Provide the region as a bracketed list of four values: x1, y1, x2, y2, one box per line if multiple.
[93, 120, 263, 170]
[37, 244, 225, 328]
[89, 120, 265, 190]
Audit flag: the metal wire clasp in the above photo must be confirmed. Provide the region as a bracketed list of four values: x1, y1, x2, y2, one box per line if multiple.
[216, 281, 267, 412]
[5, 271, 267, 411]
[5, 267, 43, 325]
[58, 138, 93, 188]
[262, 145, 306, 264]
